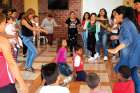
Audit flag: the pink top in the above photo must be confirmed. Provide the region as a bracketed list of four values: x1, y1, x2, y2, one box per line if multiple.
[112, 80, 135, 93]
[56, 47, 67, 63]
[0, 52, 15, 87]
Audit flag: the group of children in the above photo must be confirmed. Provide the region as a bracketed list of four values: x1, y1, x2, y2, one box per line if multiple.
[41, 57, 135, 93]
[38, 37, 135, 93]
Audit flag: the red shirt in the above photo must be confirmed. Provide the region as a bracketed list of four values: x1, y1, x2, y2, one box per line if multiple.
[112, 80, 135, 93]
[0, 52, 15, 87]
[73, 54, 84, 72]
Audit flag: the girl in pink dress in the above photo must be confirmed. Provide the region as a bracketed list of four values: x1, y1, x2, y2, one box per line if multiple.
[56, 39, 72, 76]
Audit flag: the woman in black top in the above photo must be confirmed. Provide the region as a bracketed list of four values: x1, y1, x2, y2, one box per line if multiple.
[65, 11, 81, 56]
[21, 8, 40, 72]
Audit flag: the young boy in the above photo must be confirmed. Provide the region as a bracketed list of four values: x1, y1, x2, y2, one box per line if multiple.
[40, 63, 70, 93]
[86, 72, 108, 93]
[112, 65, 135, 93]
[73, 45, 86, 81]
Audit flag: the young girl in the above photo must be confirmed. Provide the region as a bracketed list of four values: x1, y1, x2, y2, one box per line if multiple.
[87, 13, 100, 63]
[112, 65, 135, 93]
[96, 8, 109, 61]
[81, 12, 90, 57]
[109, 9, 120, 60]
[5, 16, 22, 51]
[56, 39, 72, 76]
[5, 16, 22, 62]
[73, 45, 86, 81]
[87, 13, 97, 59]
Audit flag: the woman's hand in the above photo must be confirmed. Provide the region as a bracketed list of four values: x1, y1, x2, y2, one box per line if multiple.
[108, 48, 119, 54]
[40, 28, 48, 34]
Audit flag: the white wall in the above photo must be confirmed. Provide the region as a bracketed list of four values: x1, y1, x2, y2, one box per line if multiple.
[82, 0, 123, 18]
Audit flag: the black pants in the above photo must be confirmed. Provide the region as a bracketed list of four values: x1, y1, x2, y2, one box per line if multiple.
[68, 31, 78, 53]
[0, 84, 17, 93]
[46, 34, 53, 46]
[87, 32, 96, 57]
[23, 43, 27, 55]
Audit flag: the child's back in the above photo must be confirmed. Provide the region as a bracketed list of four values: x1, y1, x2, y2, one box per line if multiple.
[112, 65, 135, 93]
[40, 85, 69, 93]
[112, 80, 134, 93]
[40, 63, 70, 93]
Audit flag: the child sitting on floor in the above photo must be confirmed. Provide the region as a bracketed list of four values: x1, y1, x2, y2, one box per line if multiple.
[73, 45, 86, 81]
[40, 63, 70, 93]
[112, 65, 135, 93]
[86, 72, 108, 93]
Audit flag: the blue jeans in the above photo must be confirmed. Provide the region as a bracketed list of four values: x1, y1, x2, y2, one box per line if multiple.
[96, 30, 108, 56]
[58, 63, 72, 76]
[22, 36, 37, 68]
[131, 67, 140, 93]
[81, 31, 89, 56]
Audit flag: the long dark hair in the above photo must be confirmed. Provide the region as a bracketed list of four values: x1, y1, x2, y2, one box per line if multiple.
[82, 12, 90, 21]
[111, 9, 116, 20]
[90, 13, 97, 18]
[98, 8, 108, 19]
[115, 6, 140, 32]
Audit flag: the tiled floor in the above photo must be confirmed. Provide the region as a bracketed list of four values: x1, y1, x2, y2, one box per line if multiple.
[16, 42, 119, 93]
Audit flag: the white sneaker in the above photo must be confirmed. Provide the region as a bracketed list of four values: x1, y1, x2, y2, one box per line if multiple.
[104, 56, 108, 61]
[93, 53, 100, 60]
